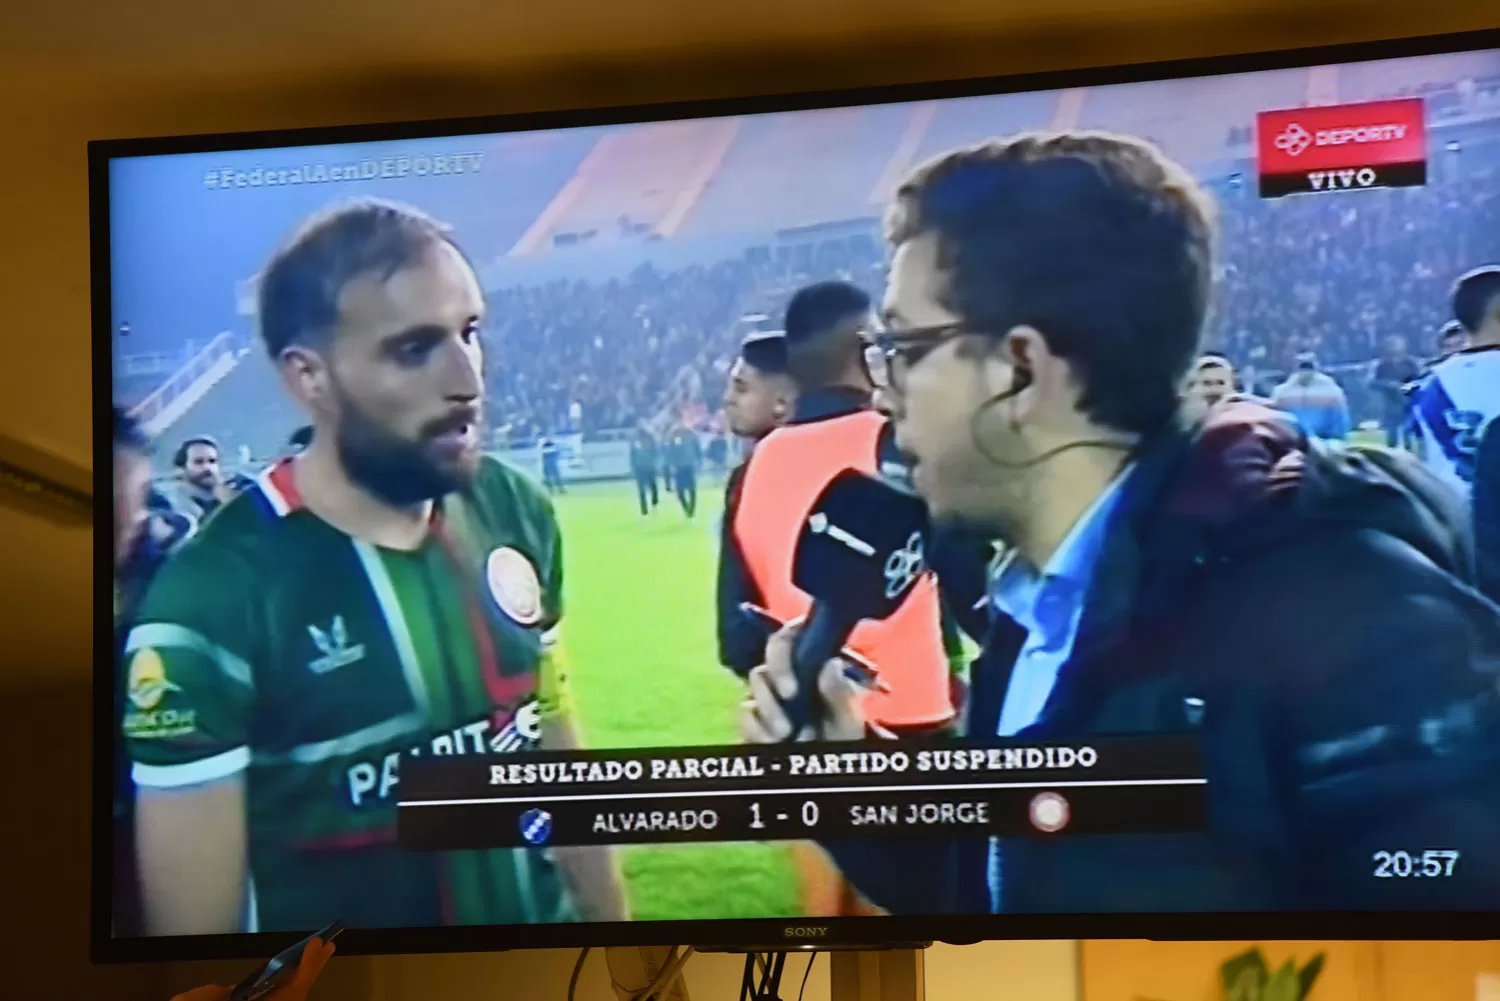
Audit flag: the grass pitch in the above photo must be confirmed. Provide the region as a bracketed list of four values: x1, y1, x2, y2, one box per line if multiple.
[551, 477, 801, 921]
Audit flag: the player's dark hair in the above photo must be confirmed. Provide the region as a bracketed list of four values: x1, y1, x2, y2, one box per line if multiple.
[1452, 265, 1500, 335]
[740, 331, 789, 376]
[113, 405, 150, 454]
[257, 198, 464, 358]
[887, 131, 1216, 434]
[289, 425, 314, 450]
[173, 434, 219, 468]
[782, 281, 872, 390]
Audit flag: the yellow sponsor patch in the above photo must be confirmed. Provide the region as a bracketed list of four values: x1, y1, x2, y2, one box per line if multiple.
[126, 648, 179, 711]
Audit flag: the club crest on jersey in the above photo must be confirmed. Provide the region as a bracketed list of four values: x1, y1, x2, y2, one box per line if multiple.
[486, 547, 543, 626]
[307, 616, 366, 674]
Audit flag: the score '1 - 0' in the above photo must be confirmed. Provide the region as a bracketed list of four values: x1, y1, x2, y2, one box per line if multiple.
[749, 801, 821, 829]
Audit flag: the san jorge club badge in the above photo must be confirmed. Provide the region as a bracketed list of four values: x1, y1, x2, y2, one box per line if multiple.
[486, 547, 543, 627]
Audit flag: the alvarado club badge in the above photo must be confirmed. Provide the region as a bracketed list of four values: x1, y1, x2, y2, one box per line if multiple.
[486, 547, 543, 626]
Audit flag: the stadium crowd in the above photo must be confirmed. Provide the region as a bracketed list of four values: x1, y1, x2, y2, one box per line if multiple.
[478, 159, 1498, 442]
[484, 259, 755, 441]
[122, 131, 1499, 463]
[482, 234, 887, 443]
[1210, 161, 1500, 394]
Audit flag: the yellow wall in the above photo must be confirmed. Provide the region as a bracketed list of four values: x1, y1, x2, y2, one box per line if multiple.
[358, 944, 1076, 1001]
[1, 0, 1497, 999]
[1082, 940, 1500, 1001]
[113, 936, 1081, 1001]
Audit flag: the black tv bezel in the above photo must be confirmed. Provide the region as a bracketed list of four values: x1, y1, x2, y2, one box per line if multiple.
[91, 25, 1500, 963]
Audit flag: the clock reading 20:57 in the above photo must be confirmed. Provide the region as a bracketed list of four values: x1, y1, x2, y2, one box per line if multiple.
[1372, 850, 1460, 878]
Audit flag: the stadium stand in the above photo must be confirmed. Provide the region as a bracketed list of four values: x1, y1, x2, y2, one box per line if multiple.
[908, 90, 1057, 168]
[130, 65, 1500, 469]
[128, 333, 244, 438]
[1077, 70, 1309, 169]
[681, 105, 910, 235]
[514, 121, 736, 253]
[159, 347, 296, 468]
[1337, 50, 1500, 107]
[444, 130, 599, 262]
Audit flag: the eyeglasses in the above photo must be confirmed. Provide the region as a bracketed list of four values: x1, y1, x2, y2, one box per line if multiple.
[864, 322, 974, 393]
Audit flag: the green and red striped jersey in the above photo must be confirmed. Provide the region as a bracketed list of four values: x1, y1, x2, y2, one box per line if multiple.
[122, 456, 577, 931]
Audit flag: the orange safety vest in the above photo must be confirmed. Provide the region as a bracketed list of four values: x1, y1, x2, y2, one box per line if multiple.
[733, 409, 954, 728]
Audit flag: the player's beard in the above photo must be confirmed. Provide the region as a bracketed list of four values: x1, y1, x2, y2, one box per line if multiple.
[332, 385, 481, 507]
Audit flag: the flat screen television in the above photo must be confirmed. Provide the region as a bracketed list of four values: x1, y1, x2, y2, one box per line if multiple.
[94, 28, 1500, 961]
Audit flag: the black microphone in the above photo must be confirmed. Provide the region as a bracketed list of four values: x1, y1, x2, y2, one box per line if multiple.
[783, 468, 931, 737]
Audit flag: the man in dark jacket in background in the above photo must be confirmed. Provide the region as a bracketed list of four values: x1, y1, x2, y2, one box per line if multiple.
[629, 421, 661, 516]
[1369, 335, 1423, 447]
[742, 133, 1500, 914]
[666, 425, 702, 517]
[539, 431, 566, 494]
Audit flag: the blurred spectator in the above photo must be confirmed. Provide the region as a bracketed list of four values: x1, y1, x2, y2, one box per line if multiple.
[1369, 335, 1423, 445]
[1272, 353, 1351, 441]
[1182, 353, 1241, 423]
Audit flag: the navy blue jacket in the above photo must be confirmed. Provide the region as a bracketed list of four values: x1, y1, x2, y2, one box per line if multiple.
[825, 403, 1500, 913]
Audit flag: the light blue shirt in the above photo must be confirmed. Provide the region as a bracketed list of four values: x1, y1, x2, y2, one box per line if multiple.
[986, 465, 1135, 911]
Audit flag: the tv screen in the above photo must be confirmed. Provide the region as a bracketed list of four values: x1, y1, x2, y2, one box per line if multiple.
[96, 29, 1500, 959]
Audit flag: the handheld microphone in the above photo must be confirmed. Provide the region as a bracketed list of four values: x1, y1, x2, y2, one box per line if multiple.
[784, 468, 931, 737]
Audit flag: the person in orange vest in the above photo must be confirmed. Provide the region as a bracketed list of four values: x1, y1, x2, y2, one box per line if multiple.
[721, 281, 958, 917]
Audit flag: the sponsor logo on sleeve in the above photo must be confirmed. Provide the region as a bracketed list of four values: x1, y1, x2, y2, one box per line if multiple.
[123, 649, 197, 740]
[127, 648, 178, 710]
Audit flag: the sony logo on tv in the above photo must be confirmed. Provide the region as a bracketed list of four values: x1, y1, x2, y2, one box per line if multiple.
[783, 926, 830, 939]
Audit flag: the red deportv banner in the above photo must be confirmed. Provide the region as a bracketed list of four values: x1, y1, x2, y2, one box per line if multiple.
[1256, 97, 1427, 197]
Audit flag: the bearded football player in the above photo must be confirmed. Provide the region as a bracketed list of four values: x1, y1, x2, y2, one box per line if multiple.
[123, 198, 624, 934]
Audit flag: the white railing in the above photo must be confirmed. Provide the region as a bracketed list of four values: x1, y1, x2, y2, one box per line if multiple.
[127, 332, 242, 437]
[117, 349, 195, 379]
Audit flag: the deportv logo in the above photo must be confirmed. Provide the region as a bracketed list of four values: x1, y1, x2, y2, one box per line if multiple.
[1256, 97, 1426, 198]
